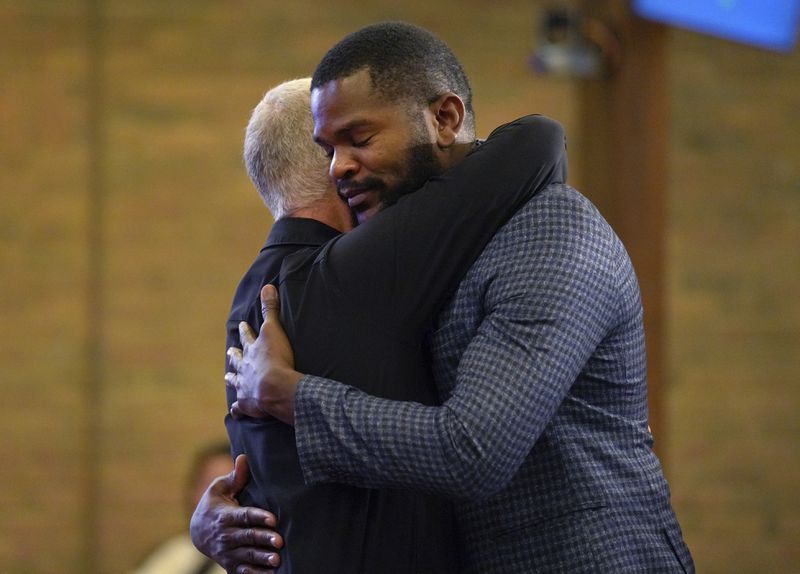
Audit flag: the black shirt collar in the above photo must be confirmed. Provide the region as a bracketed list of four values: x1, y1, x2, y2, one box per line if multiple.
[263, 217, 342, 251]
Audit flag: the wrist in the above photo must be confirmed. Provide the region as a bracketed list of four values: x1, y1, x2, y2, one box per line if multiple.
[262, 368, 303, 426]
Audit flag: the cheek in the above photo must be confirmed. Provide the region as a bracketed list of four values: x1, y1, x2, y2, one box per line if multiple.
[367, 150, 407, 180]
[363, 136, 410, 175]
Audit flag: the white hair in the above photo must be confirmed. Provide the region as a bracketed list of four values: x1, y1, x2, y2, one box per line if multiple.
[243, 78, 331, 219]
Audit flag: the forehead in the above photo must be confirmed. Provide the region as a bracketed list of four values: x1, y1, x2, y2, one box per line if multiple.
[311, 69, 409, 138]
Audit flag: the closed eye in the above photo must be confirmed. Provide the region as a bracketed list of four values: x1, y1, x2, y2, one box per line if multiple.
[353, 135, 373, 148]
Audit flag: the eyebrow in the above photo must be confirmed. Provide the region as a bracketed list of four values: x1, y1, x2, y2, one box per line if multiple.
[314, 119, 374, 144]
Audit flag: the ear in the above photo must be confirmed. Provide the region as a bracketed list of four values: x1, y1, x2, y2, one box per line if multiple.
[429, 92, 465, 149]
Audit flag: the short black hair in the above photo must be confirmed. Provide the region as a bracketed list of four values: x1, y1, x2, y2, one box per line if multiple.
[311, 21, 475, 136]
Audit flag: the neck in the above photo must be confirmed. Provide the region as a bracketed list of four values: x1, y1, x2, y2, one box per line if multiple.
[287, 195, 354, 233]
[439, 140, 477, 171]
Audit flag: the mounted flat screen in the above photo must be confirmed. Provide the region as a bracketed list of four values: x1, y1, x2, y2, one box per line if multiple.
[633, 0, 800, 51]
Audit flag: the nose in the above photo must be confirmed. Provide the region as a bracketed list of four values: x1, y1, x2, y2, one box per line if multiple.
[330, 148, 359, 181]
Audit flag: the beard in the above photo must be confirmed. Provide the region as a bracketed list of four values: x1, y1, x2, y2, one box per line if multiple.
[378, 140, 442, 210]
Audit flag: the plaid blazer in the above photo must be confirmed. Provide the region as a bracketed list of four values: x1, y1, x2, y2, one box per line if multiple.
[295, 183, 694, 573]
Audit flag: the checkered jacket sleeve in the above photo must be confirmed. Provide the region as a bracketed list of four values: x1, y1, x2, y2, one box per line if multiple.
[294, 184, 628, 499]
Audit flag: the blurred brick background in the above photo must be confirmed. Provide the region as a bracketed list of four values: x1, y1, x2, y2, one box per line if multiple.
[0, 1, 797, 572]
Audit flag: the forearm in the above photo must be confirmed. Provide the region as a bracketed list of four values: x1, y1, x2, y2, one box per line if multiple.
[295, 375, 494, 499]
[294, 314, 591, 500]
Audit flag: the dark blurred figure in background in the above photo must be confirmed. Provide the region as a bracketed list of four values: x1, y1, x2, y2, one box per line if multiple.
[132, 442, 230, 574]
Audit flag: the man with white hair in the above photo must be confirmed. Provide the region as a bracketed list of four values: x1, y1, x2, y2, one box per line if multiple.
[217, 78, 459, 573]
[224, 78, 354, 377]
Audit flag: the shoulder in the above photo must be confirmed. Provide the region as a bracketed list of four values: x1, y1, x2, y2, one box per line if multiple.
[514, 183, 605, 229]
[468, 184, 634, 300]
[485, 183, 621, 258]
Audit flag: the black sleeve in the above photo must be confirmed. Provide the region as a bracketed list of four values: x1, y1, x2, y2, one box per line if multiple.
[306, 114, 567, 333]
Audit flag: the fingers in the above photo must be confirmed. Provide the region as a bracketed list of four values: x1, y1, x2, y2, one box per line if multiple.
[239, 507, 279, 531]
[222, 544, 282, 573]
[236, 568, 275, 574]
[214, 506, 281, 544]
[230, 454, 250, 493]
[220, 522, 282, 548]
[235, 553, 279, 574]
[239, 321, 257, 346]
[227, 347, 243, 371]
[225, 347, 243, 391]
[260, 284, 280, 322]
